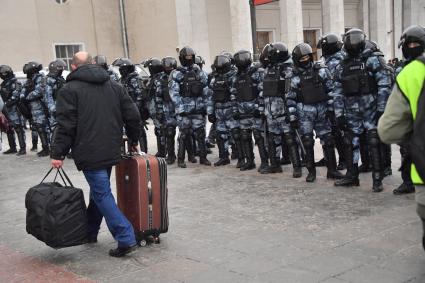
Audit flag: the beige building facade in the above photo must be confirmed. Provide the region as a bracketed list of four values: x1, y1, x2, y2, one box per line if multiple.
[0, 0, 424, 72]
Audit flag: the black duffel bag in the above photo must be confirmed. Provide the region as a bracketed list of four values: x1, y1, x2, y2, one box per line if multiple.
[25, 168, 88, 249]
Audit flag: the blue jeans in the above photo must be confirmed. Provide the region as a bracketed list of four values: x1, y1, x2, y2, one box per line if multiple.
[83, 167, 136, 247]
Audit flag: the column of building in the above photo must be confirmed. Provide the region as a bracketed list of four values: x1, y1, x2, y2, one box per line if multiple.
[278, 0, 304, 50]
[368, 0, 392, 59]
[229, 0, 253, 54]
[321, 0, 345, 36]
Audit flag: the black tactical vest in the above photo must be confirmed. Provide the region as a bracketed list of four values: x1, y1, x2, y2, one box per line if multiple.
[212, 76, 231, 103]
[180, 70, 204, 98]
[263, 67, 286, 97]
[0, 83, 11, 102]
[299, 68, 329, 104]
[341, 57, 375, 96]
[48, 75, 65, 101]
[235, 72, 257, 102]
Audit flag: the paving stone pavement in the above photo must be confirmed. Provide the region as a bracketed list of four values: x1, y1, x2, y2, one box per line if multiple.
[0, 125, 424, 283]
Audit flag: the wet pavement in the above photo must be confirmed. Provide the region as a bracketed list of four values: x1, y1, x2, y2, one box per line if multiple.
[0, 126, 424, 282]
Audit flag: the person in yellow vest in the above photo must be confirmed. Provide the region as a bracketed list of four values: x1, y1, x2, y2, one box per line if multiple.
[378, 25, 425, 250]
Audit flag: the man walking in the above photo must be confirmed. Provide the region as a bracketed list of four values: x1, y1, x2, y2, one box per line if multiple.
[50, 52, 141, 257]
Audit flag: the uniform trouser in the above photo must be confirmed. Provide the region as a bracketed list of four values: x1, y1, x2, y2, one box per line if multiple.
[5, 127, 16, 149]
[32, 127, 38, 146]
[83, 168, 136, 247]
[165, 126, 176, 158]
[13, 126, 26, 150]
[207, 122, 217, 144]
[154, 127, 166, 157]
[400, 145, 413, 186]
[177, 114, 207, 159]
[33, 123, 49, 149]
[139, 123, 147, 153]
[416, 186, 425, 230]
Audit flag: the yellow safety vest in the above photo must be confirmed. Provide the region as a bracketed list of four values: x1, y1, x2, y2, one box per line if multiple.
[396, 57, 425, 184]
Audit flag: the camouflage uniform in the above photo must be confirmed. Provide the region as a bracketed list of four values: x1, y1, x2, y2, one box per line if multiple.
[230, 65, 268, 171]
[207, 67, 238, 163]
[121, 71, 148, 153]
[44, 74, 65, 128]
[1, 77, 24, 152]
[169, 65, 209, 166]
[333, 48, 393, 188]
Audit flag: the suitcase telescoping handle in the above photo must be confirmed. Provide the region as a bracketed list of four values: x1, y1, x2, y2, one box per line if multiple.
[40, 167, 74, 187]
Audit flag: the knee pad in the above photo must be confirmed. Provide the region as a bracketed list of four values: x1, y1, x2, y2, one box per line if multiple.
[301, 134, 314, 148]
[283, 133, 296, 147]
[154, 127, 162, 137]
[166, 127, 176, 137]
[194, 127, 206, 139]
[241, 129, 252, 141]
[231, 128, 241, 141]
[367, 129, 380, 147]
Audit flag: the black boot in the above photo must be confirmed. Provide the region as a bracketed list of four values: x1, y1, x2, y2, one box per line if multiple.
[154, 128, 166, 158]
[3, 130, 17, 154]
[230, 144, 238, 160]
[368, 130, 383, 192]
[323, 135, 343, 179]
[165, 127, 176, 165]
[177, 130, 187, 168]
[394, 147, 415, 195]
[240, 130, 255, 171]
[254, 130, 271, 174]
[139, 127, 148, 153]
[302, 134, 316, 182]
[284, 133, 302, 178]
[358, 132, 371, 173]
[185, 134, 197, 163]
[314, 146, 326, 167]
[231, 129, 245, 168]
[37, 127, 50, 157]
[31, 129, 38, 151]
[195, 128, 211, 166]
[335, 132, 360, 186]
[393, 183, 415, 195]
[206, 123, 217, 148]
[268, 134, 282, 174]
[214, 135, 230, 166]
[280, 138, 291, 165]
[381, 142, 392, 177]
[16, 128, 26, 156]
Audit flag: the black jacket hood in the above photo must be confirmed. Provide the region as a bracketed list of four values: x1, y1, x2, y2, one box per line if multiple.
[66, 64, 109, 84]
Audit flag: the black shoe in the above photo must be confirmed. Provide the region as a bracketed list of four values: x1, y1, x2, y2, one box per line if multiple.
[293, 167, 302, 178]
[200, 157, 211, 166]
[109, 244, 137, 257]
[240, 162, 256, 171]
[258, 163, 271, 174]
[393, 183, 415, 195]
[335, 175, 360, 186]
[327, 170, 344, 180]
[358, 163, 372, 173]
[383, 166, 392, 177]
[269, 165, 283, 174]
[372, 181, 383, 192]
[166, 155, 176, 165]
[337, 161, 346, 171]
[37, 148, 50, 157]
[280, 157, 291, 165]
[3, 148, 17, 154]
[315, 158, 326, 167]
[178, 160, 187, 168]
[30, 145, 38, 152]
[188, 156, 197, 163]
[16, 149, 26, 156]
[214, 158, 230, 167]
[306, 170, 316, 182]
[236, 159, 245, 168]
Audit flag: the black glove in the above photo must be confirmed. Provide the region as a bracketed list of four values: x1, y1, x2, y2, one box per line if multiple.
[253, 109, 262, 118]
[233, 112, 240, 120]
[208, 114, 216, 123]
[179, 112, 188, 117]
[336, 116, 347, 131]
[290, 120, 299, 129]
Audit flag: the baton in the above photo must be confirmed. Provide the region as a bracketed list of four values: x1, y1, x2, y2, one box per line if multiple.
[294, 129, 306, 157]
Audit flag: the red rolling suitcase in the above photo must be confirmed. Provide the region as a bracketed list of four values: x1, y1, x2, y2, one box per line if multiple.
[115, 153, 168, 246]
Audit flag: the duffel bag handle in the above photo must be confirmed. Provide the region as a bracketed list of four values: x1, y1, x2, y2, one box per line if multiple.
[40, 167, 74, 187]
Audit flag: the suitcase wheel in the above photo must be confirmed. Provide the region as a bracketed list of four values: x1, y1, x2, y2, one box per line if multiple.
[138, 239, 147, 247]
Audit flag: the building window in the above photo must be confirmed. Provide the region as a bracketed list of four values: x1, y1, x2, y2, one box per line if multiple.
[54, 44, 83, 70]
[55, 0, 68, 4]
[256, 30, 274, 56]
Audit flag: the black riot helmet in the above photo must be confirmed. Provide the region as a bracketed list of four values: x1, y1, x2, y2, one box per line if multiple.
[292, 43, 313, 68]
[317, 33, 343, 56]
[269, 42, 289, 64]
[0, 65, 14, 80]
[23, 61, 42, 77]
[162, 56, 177, 74]
[117, 58, 135, 77]
[398, 25, 425, 61]
[260, 44, 271, 67]
[195, 56, 205, 69]
[364, 40, 380, 52]
[48, 59, 66, 76]
[94, 55, 108, 70]
[213, 55, 232, 74]
[343, 28, 366, 56]
[146, 58, 163, 75]
[221, 51, 235, 65]
[234, 50, 252, 70]
[179, 46, 196, 67]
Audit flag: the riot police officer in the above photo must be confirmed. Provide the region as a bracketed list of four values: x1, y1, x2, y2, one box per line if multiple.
[117, 58, 149, 153]
[20, 61, 50, 157]
[94, 55, 120, 82]
[333, 29, 393, 192]
[207, 54, 238, 166]
[317, 33, 346, 170]
[169, 46, 211, 168]
[146, 58, 167, 158]
[161, 56, 178, 164]
[231, 50, 269, 173]
[261, 42, 302, 177]
[45, 59, 66, 128]
[286, 43, 343, 182]
[0, 65, 25, 155]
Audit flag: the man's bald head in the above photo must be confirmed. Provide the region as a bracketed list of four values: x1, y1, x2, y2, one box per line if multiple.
[71, 51, 93, 70]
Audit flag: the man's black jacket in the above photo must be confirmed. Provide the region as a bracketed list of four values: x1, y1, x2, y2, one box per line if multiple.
[51, 64, 141, 171]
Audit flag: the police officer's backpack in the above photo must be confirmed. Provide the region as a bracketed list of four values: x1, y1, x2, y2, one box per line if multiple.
[25, 168, 88, 249]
